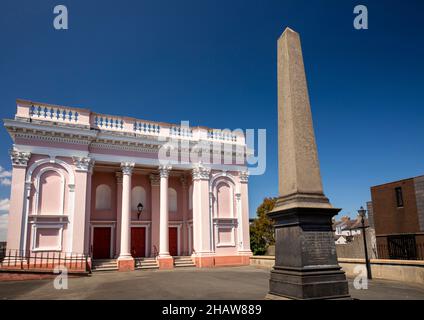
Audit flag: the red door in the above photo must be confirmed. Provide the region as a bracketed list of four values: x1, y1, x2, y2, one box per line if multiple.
[169, 227, 178, 256]
[131, 227, 146, 258]
[92, 227, 111, 259]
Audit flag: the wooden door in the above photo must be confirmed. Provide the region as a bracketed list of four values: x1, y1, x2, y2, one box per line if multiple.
[92, 227, 111, 259]
[169, 227, 178, 256]
[131, 227, 146, 258]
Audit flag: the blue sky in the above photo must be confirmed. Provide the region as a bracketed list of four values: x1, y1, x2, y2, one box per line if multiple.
[1, 0, 424, 239]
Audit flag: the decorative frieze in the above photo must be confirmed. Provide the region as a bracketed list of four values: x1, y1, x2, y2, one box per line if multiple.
[159, 165, 172, 179]
[192, 164, 211, 181]
[73, 156, 95, 173]
[121, 162, 135, 176]
[10, 149, 31, 167]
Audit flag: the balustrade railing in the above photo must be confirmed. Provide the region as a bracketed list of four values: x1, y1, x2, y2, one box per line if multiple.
[134, 121, 161, 135]
[15, 101, 245, 144]
[30, 104, 80, 123]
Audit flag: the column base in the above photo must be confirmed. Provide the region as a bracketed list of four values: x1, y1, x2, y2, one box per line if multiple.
[157, 256, 174, 269]
[117, 257, 135, 272]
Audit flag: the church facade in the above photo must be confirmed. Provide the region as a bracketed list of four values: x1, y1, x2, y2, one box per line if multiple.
[3, 99, 251, 271]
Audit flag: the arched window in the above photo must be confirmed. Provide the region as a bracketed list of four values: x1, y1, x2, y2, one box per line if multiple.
[188, 185, 193, 210]
[216, 181, 232, 218]
[131, 186, 146, 211]
[95, 184, 112, 210]
[168, 188, 177, 212]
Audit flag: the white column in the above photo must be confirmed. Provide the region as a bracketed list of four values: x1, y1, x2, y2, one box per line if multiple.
[191, 164, 213, 256]
[72, 156, 95, 255]
[158, 165, 172, 257]
[118, 162, 134, 259]
[238, 171, 252, 254]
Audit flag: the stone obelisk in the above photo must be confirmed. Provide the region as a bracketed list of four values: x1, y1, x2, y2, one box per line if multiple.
[267, 27, 350, 300]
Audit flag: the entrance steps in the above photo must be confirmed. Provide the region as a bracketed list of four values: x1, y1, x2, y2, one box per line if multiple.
[174, 256, 196, 268]
[92, 259, 118, 272]
[135, 257, 159, 270]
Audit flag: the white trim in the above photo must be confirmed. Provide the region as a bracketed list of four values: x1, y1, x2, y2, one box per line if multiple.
[30, 224, 63, 252]
[21, 157, 76, 253]
[213, 218, 237, 248]
[14, 144, 89, 159]
[91, 153, 247, 172]
[235, 193, 243, 250]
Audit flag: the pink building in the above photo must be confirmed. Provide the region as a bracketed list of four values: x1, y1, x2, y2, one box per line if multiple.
[3, 99, 251, 271]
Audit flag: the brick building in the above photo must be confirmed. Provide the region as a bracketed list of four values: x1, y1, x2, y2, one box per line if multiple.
[370, 175, 424, 260]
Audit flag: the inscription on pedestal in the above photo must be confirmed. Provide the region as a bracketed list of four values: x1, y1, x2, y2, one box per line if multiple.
[302, 231, 337, 266]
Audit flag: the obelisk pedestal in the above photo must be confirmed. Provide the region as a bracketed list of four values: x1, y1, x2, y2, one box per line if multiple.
[268, 27, 350, 300]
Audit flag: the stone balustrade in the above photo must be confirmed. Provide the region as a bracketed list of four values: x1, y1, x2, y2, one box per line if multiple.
[15, 99, 245, 145]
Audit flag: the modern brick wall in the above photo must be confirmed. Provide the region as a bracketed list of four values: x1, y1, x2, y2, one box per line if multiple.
[413, 176, 424, 232]
[371, 178, 420, 235]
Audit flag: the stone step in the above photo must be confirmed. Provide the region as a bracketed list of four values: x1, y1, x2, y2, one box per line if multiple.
[135, 257, 159, 270]
[137, 265, 159, 270]
[174, 263, 196, 268]
[92, 259, 118, 272]
[92, 267, 118, 272]
[174, 257, 195, 267]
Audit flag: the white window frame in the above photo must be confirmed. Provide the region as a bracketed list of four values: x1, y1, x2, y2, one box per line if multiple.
[31, 223, 64, 252]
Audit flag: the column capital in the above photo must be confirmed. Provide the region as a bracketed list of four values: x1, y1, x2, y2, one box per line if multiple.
[239, 170, 249, 184]
[121, 162, 135, 176]
[73, 156, 95, 173]
[192, 164, 211, 181]
[10, 149, 31, 168]
[149, 173, 160, 187]
[159, 165, 172, 179]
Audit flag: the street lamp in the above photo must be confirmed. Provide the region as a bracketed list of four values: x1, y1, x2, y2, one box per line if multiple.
[358, 206, 372, 280]
[137, 202, 144, 220]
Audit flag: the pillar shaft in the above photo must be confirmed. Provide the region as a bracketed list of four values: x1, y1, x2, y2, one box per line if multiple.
[115, 172, 123, 257]
[238, 171, 252, 254]
[192, 165, 212, 255]
[158, 166, 171, 257]
[119, 163, 134, 259]
[72, 157, 94, 255]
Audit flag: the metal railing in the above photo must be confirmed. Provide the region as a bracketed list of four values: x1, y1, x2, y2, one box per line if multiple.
[0, 248, 91, 273]
[377, 243, 424, 260]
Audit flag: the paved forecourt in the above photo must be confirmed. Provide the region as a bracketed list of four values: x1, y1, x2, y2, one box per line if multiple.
[0, 266, 423, 300]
